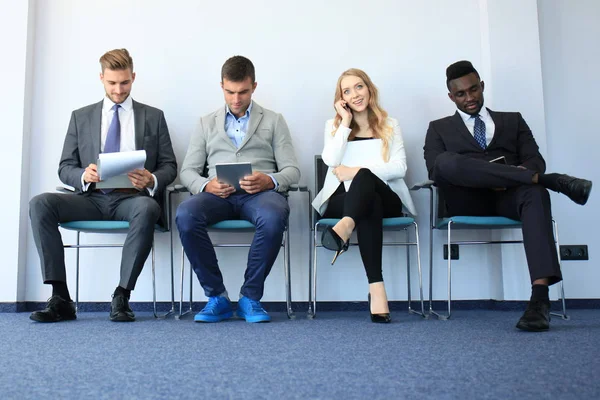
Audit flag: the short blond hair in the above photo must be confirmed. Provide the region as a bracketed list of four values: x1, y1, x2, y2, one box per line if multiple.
[99, 48, 133, 73]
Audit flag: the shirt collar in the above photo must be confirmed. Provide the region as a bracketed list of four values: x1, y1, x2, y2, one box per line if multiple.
[457, 105, 490, 123]
[103, 95, 133, 112]
[226, 100, 253, 119]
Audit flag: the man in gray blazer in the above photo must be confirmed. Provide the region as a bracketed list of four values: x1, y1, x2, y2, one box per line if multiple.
[176, 55, 300, 323]
[29, 49, 177, 323]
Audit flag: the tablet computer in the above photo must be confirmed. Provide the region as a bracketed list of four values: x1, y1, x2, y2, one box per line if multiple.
[215, 162, 253, 191]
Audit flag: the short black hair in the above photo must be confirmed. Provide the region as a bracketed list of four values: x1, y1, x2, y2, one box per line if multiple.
[221, 55, 255, 83]
[446, 60, 480, 90]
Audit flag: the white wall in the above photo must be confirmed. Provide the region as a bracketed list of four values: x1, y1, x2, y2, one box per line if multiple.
[1, 0, 594, 304]
[0, 0, 35, 303]
[538, 0, 599, 299]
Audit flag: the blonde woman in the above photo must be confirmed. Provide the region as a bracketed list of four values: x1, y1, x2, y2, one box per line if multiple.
[312, 69, 416, 323]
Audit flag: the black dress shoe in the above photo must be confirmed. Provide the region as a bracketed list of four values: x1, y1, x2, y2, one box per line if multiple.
[516, 300, 550, 332]
[321, 227, 350, 265]
[30, 295, 76, 323]
[556, 175, 592, 205]
[109, 293, 135, 322]
[368, 293, 391, 324]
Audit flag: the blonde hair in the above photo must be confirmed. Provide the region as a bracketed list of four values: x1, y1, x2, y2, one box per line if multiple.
[332, 68, 393, 161]
[99, 48, 134, 73]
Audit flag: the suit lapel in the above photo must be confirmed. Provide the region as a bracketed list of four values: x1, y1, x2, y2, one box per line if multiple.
[90, 101, 103, 158]
[487, 108, 503, 148]
[240, 102, 263, 149]
[215, 106, 237, 151]
[451, 111, 483, 151]
[133, 100, 145, 150]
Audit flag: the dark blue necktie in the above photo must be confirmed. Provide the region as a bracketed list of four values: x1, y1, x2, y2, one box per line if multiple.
[473, 114, 486, 149]
[100, 104, 121, 194]
[104, 104, 121, 153]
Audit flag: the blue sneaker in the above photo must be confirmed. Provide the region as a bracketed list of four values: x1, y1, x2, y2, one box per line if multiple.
[194, 296, 233, 323]
[236, 296, 271, 323]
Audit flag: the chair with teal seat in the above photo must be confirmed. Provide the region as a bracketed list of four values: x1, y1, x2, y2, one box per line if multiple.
[58, 189, 176, 319]
[412, 180, 568, 320]
[307, 155, 425, 318]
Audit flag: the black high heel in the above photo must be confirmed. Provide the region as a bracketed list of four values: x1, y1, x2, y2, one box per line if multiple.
[321, 226, 350, 265]
[368, 293, 391, 323]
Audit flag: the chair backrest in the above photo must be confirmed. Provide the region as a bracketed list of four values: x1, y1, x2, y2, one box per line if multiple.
[436, 187, 450, 219]
[315, 155, 328, 193]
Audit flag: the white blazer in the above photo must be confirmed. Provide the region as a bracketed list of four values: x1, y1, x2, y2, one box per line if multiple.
[311, 117, 417, 216]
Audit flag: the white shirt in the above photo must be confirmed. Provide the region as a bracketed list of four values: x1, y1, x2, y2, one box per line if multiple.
[101, 95, 136, 152]
[457, 106, 495, 146]
[81, 95, 158, 195]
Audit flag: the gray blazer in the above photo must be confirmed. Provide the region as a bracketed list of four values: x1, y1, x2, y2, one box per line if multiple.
[58, 99, 178, 225]
[180, 102, 300, 194]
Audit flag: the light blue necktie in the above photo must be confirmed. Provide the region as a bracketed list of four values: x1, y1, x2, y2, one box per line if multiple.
[473, 114, 486, 149]
[100, 104, 121, 193]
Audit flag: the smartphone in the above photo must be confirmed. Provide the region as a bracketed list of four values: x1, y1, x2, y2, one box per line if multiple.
[489, 156, 507, 164]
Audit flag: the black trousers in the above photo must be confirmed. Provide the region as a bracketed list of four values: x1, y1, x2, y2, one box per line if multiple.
[432, 152, 562, 285]
[322, 169, 403, 283]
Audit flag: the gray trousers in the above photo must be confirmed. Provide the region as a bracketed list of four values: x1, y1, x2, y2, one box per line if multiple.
[29, 191, 161, 290]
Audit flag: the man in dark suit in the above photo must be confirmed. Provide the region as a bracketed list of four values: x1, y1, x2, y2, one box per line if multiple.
[424, 60, 592, 331]
[29, 49, 177, 323]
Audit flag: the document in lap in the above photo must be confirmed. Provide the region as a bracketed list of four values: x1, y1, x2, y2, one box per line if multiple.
[96, 150, 147, 189]
[341, 139, 383, 190]
[216, 162, 253, 191]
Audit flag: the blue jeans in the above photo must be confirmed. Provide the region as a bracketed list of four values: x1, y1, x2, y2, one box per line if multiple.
[176, 191, 289, 300]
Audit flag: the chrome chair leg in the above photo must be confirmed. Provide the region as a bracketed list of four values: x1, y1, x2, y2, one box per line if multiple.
[406, 228, 412, 311]
[408, 222, 426, 317]
[152, 241, 157, 318]
[177, 247, 194, 319]
[75, 231, 80, 313]
[283, 228, 295, 319]
[550, 220, 569, 320]
[308, 224, 319, 319]
[307, 225, 315, 318]
[430, 221, 452, 320]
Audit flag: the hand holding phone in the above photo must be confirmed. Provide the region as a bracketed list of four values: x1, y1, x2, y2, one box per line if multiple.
[335, 99, 353, 127]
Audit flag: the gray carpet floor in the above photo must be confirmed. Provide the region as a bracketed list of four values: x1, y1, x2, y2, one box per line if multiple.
[0, 309, 599, 400]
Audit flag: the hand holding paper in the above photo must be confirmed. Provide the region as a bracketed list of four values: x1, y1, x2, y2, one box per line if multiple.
[128, 168, 155, 190]
[98, 150, 147, 180]
[96, 150, 147, 189]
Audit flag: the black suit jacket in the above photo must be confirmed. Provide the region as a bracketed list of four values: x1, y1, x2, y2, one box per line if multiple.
[57, 99, 178, 228]
[423, 108, 546, 179]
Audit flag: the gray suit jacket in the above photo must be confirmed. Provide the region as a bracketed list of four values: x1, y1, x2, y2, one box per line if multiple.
[58, 99, 178, 226]
[180, 102, 300, 194]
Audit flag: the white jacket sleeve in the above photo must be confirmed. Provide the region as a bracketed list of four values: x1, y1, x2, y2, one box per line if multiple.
[358, 118, 408, 182]
[321, 119, 352, 167]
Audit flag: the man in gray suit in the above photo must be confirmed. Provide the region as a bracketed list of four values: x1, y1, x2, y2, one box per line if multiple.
[29, 49, 177, 323]
[176, 55, 300, 323]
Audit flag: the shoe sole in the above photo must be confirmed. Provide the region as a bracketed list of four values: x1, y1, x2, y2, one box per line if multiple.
[110, 316, 135, 322]
[578, 181, 592, 205]
[236, 311, 271, 323]
[194, 311, 233, 323]
[515, 322, 549, 332]
[29, 314, 77, 323]
[110, 313, 135, 322]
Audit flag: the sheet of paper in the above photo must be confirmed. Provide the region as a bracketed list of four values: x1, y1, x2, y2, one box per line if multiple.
[340, 139, 382, 190]
[97, 150, 146, 180]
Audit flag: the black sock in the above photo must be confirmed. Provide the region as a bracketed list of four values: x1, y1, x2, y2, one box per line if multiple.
[531, 284, 549, 302]
[114, 286, 131, 299]
[50, 281, 72, 302]
[537, 173, 562, 192]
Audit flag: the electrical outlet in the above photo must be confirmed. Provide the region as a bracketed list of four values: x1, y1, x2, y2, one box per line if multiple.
[559, 245, 589, 261]
[443, 244, 459, 260]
